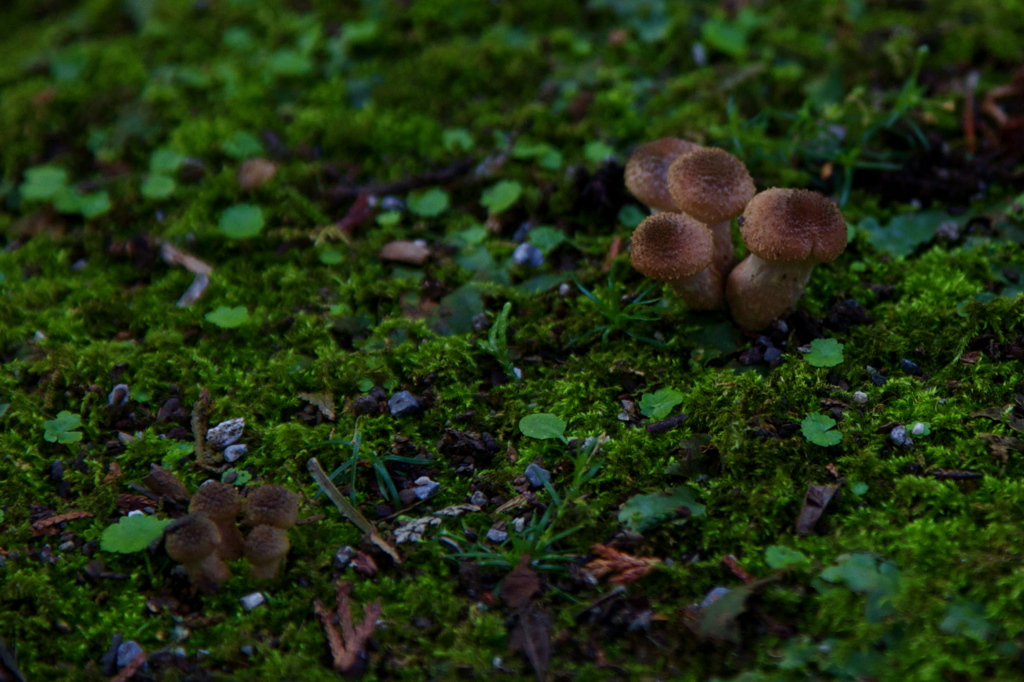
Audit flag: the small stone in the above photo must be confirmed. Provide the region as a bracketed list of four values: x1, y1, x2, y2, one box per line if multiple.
[116, 641, 146, 669]
[398, 488, 419, 506]
[699, 586, 731, 609]
[379, 195, 404, 212]
[237, 158, 277, 190]
[108, 383, 130, 406]
[71, 258, 88, 271]
[511, 243, 544, 268]
[763, 347, 783, 364]
[559, 282, 571, 296]
[333, 546, 356, 570]
[852, 391, 868, 405]
[899, 358, 923, 376]
[58, 541, 75, 552]
[511, 517, 525, 533]
[240, 592, 266, 611]
[223, 443, 247, 462]
[351, 395, 379, 416]
[239, 645, 255, 657]
[890, 425, 914, 448]
[388, 391, 421, 417]
[486, 527, 509, 543]
[413, 476, 440, 500]
[471, 312, 489, 332]
[206, 418, 244, 449]
[469, 490, 488, 507]
[911, 422, 926, 436]
[866, 366, 887, 386]
[379, 240, 430, 265]
[523, 463, 551, 489]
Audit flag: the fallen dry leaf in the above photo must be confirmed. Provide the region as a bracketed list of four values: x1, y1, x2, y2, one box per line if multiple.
[313, 580, 382, 673]
[142, 464, 189, 500]
[298, 392, 336, 421]
[583, 544, 661, 585]
[31, 510, 93, 533]
[379, 240, 430, 265]
[795, 483, 840, 536]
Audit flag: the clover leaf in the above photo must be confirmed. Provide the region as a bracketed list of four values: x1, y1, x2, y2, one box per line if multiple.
[205, 306, 250, 328]
[618, 487, 705, 534]
[801, 413, 842, 446]
[638, 387, 684, 421]
[100, 515, 173, 553]
[406, 188, 450, 218]
[765, 545, 809, 571]
[43, 411, 83, 444]
[480, 180, 522, 214]
[219, 203, 264, 239]
[518, 413, 566, 442]
[805, 338, 844, 367]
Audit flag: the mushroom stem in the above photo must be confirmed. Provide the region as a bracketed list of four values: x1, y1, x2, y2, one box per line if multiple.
[725, 254, 816, 330]
[667, 267, 723, 310]
[187, 552, 232, 587]
[707, 220, 734, 279]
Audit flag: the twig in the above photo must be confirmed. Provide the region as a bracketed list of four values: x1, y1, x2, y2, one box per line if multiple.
[313, 580, 383, 673]
[307, 458, 401, 564]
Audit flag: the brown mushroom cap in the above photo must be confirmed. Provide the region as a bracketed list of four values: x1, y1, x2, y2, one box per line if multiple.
[666, 147, 755, 224]
[190, 481, 241, 522]
[243, 485, 299, 529]
[740, 188, 847, 263]
[244, 525, 291, 579]
[630, 212, 714, 282]
[625, 138, 702, 212]
[165, 513, 221, 564]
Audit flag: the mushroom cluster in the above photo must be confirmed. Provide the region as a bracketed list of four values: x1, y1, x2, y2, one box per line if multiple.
[624, 137, 847, 329]
[164, 481, 299, 588]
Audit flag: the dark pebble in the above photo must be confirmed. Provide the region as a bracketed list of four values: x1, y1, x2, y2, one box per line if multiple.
[389, 391, 422, 417]
[899, 358, 923, 375]
[524, 463, 551, 489]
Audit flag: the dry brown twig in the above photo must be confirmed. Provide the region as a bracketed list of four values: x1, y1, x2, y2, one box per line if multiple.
[583, 544, 661, 585]
[313, 580, 382, 673]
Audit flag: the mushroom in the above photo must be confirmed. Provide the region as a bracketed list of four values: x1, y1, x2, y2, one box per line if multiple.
[624, 138, 702, 212]
[243, 484, 299, 529]
[164, 513, 231, 589]
[666, 147, 756, 283]
[725, 188, 848, 330]
[189, 480, 244, 561]
[244, 525, 291, 579]
[629, 212, 720, 309]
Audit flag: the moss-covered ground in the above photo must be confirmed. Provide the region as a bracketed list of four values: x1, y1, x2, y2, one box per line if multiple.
[2, 0, 1024, 679]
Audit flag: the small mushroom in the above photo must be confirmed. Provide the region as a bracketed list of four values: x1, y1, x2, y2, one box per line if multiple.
[725, 188, 847, 330]
[244, 525, 290, 579]
[629, 213, 719, 309]
[666, 147, 756, 283]
[164, 513, 231, 589]
[243, 484, 299, 529]
[189, 481, 244, 560]
[624, 138, 702, 212]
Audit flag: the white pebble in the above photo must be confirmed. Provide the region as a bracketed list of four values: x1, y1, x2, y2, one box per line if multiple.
[240, 592, 266, 611]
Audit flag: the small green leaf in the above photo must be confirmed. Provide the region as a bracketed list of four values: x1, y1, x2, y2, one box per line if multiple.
[141, 174, 175, 200]
[442, 127, 474, 152]
[43, 411, 82, 444]
[161, 441, 194, 469]
[940, 601, 995, 642]
[765, 545, 809, 571]
[805, 338, 844, 367]
[527, 226, 565, 254]
[357, 378, 374, 392]
[0, 403, 9, 418]
[20, 166, 68, 201]
[638, 387, 684, 421]
[219, 203, 264, 238]
[618, 204, 646, 228]
[205, 306, 250, 328]
[480, 180, 522, 214]
[149, 148, 185, 174]
[518, 413, 566, 441]
[101, 515, 172, 553]
[801, 413, 842, 446]
[850, 481, 869, 496]
[318, 249, 343, 265]
[406, 188, 450, 218]
[860, 211, 949, 258]
[221, 131, 264, 160]
[511, 141, 562, 170]
[584, 140, 615, 164]
[619, 487, 705, 534]
[222, 468, 252, 486]
[79, 191, 112, 219]
[376, 210, 401, 227]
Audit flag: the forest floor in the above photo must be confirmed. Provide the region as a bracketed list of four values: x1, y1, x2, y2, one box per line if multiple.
[2, 0, 1024, 680]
